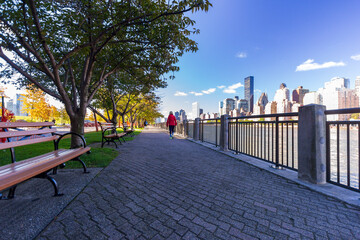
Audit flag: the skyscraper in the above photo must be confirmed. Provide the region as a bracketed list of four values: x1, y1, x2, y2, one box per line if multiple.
[6, 99, 14, 113]
[292, 86, 309, 105]
[16, 94, 22, 116]
[192, 102, 199, 119]
[244, 76, 254, 112]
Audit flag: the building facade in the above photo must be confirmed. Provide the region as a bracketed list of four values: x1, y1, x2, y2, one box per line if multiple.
[244, 76, 254, 113]
[192, 102, 200, 119]
[292, 86, 309, 105]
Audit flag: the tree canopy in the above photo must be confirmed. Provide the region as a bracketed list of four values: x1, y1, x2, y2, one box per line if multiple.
[0, 0, 211, 145]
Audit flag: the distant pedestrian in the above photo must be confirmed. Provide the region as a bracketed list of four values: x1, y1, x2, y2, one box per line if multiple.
[166, 111, 177, 139]
[144, 119, 148, 127]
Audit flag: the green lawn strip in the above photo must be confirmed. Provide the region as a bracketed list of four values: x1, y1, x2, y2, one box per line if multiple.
[0, 129, 142, 168]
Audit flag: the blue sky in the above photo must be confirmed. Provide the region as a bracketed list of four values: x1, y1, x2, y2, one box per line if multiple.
[157, 0, 360, 116]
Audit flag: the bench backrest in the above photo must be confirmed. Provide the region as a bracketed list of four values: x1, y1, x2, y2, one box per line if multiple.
[0, 122, 58, 162]
[98, 122, 116, 130]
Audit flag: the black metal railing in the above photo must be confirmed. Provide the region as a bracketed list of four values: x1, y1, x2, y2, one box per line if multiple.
[175, 122, 184, 135]
[228, 112, 298, 170]
[325, 108, 360, 192]
[187, 120, 194, 138]
[200, 118, 221, 147]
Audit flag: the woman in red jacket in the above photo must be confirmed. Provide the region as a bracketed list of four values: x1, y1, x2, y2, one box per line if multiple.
[166, 111, 177, 139]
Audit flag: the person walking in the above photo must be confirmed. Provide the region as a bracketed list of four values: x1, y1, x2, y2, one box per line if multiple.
[166, 111, 177, 139]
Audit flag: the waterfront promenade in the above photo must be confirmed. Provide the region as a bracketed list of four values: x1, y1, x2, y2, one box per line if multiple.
[3, 127, 360, 239]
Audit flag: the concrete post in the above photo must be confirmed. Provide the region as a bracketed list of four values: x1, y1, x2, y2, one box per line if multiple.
[183, 120, 187, 137]
[220, 114, 229, 151]
[194, 118, 200, 141]
[298, 104, 326, 184]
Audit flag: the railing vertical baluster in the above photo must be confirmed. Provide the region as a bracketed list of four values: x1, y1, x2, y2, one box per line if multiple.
[242, 122, 244, 153]
[215, 119, 218, 147]
[326, 123, 330, 183]
[240, 122, 242, 152]
[281, 120, 284, 166]
[337, 123, 340, 184]
[292, 122, 294, 169]
[275, 116, 279, 168]
[256, 123, 259, 157]
[358, 123, 360, 190]
[254, 122, 256, 156]
[262, 122, 264, 159]
[268, 122, 270, 161]
[347, 123, 350, 187]
[236, 119, 238, 154]
[253, 122, 255, 156]
[246, 122, 248, 154]
[247, 122, 250, 154]
[255, 123, 257, 157]
[272, 122, 274, 162]
[286, 122, 289, 167]
[229, 121, 231, 150]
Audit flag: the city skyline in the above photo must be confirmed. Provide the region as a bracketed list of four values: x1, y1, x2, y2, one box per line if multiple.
[157, 0, 360, 116]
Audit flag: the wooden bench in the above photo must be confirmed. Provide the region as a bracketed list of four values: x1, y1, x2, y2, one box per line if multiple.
[98, 122, 126, 148]
[124, 129, 135, 137]
[0, 122, 91, 199]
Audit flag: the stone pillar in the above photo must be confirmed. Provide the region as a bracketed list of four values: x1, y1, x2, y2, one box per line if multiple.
[298, 104, 326, 184]
[220, 114, 229, 151]
[183, 120, 188, 137]
[193, 118, 200, 141]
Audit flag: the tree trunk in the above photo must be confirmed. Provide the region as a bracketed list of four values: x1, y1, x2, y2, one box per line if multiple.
[70, 114, 86, 148]
[122, 115, 126, 130]
[129, 114, 134, 130]
[111, 111, 118, 127]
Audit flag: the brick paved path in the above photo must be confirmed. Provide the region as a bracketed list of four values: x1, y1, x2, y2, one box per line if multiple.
[38, 127, 360, 240]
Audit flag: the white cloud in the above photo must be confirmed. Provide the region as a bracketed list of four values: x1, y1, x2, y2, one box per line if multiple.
[254, 89, 262, 93]
[174, 91, 187, 96]
[217, 85, 225, 89]
[202, 88, 216, 94]
[295, 59, 345, 71]
[189, 91, 203, 96]
[223, 82, 243, 94]
[351, 54, 360, 61]
[223, 89, 236, 94]
[236, 52, 247, 58]
[229, 82, 243, 89]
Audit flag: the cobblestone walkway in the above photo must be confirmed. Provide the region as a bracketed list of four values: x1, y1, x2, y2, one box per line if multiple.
[38, 127, 360, 240]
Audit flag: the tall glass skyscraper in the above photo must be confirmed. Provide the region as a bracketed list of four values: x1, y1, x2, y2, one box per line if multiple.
[244, 76, 254, 113]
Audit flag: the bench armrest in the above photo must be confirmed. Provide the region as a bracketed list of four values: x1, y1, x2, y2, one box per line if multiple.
[102, 127, 119, 136]
[54, 132, 90, 153]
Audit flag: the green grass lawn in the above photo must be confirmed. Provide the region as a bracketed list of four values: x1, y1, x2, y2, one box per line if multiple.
[0, 128, 142, 169]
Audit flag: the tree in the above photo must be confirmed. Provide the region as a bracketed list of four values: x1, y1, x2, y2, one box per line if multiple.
[90, 67, 166, 126]
[58, 107, 70, 124]
[21, 85, 53, 121]
[0, 0, 211, 147]
[126, 93, 162, 128]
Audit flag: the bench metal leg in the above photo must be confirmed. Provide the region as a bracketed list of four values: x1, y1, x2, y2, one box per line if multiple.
[0, 186, 17, 200]
[71, 157, 89, 173]
[45, 174, 63, 197]
[109, 139, 118, 148]
[7, 186, 17, 199]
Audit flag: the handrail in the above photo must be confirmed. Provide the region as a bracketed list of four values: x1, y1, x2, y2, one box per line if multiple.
[325, 107, 360, 115]
[228, 112, 298, 120]
[200, 118, 220, 121]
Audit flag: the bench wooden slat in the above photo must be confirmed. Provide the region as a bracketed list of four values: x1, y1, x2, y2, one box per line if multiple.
[0, 122, 54, 128]
[0, 129, 56, 138]
[0, 147, 91, 191]
[0, 135, 59, 150]
[104, 132, 126, 138]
